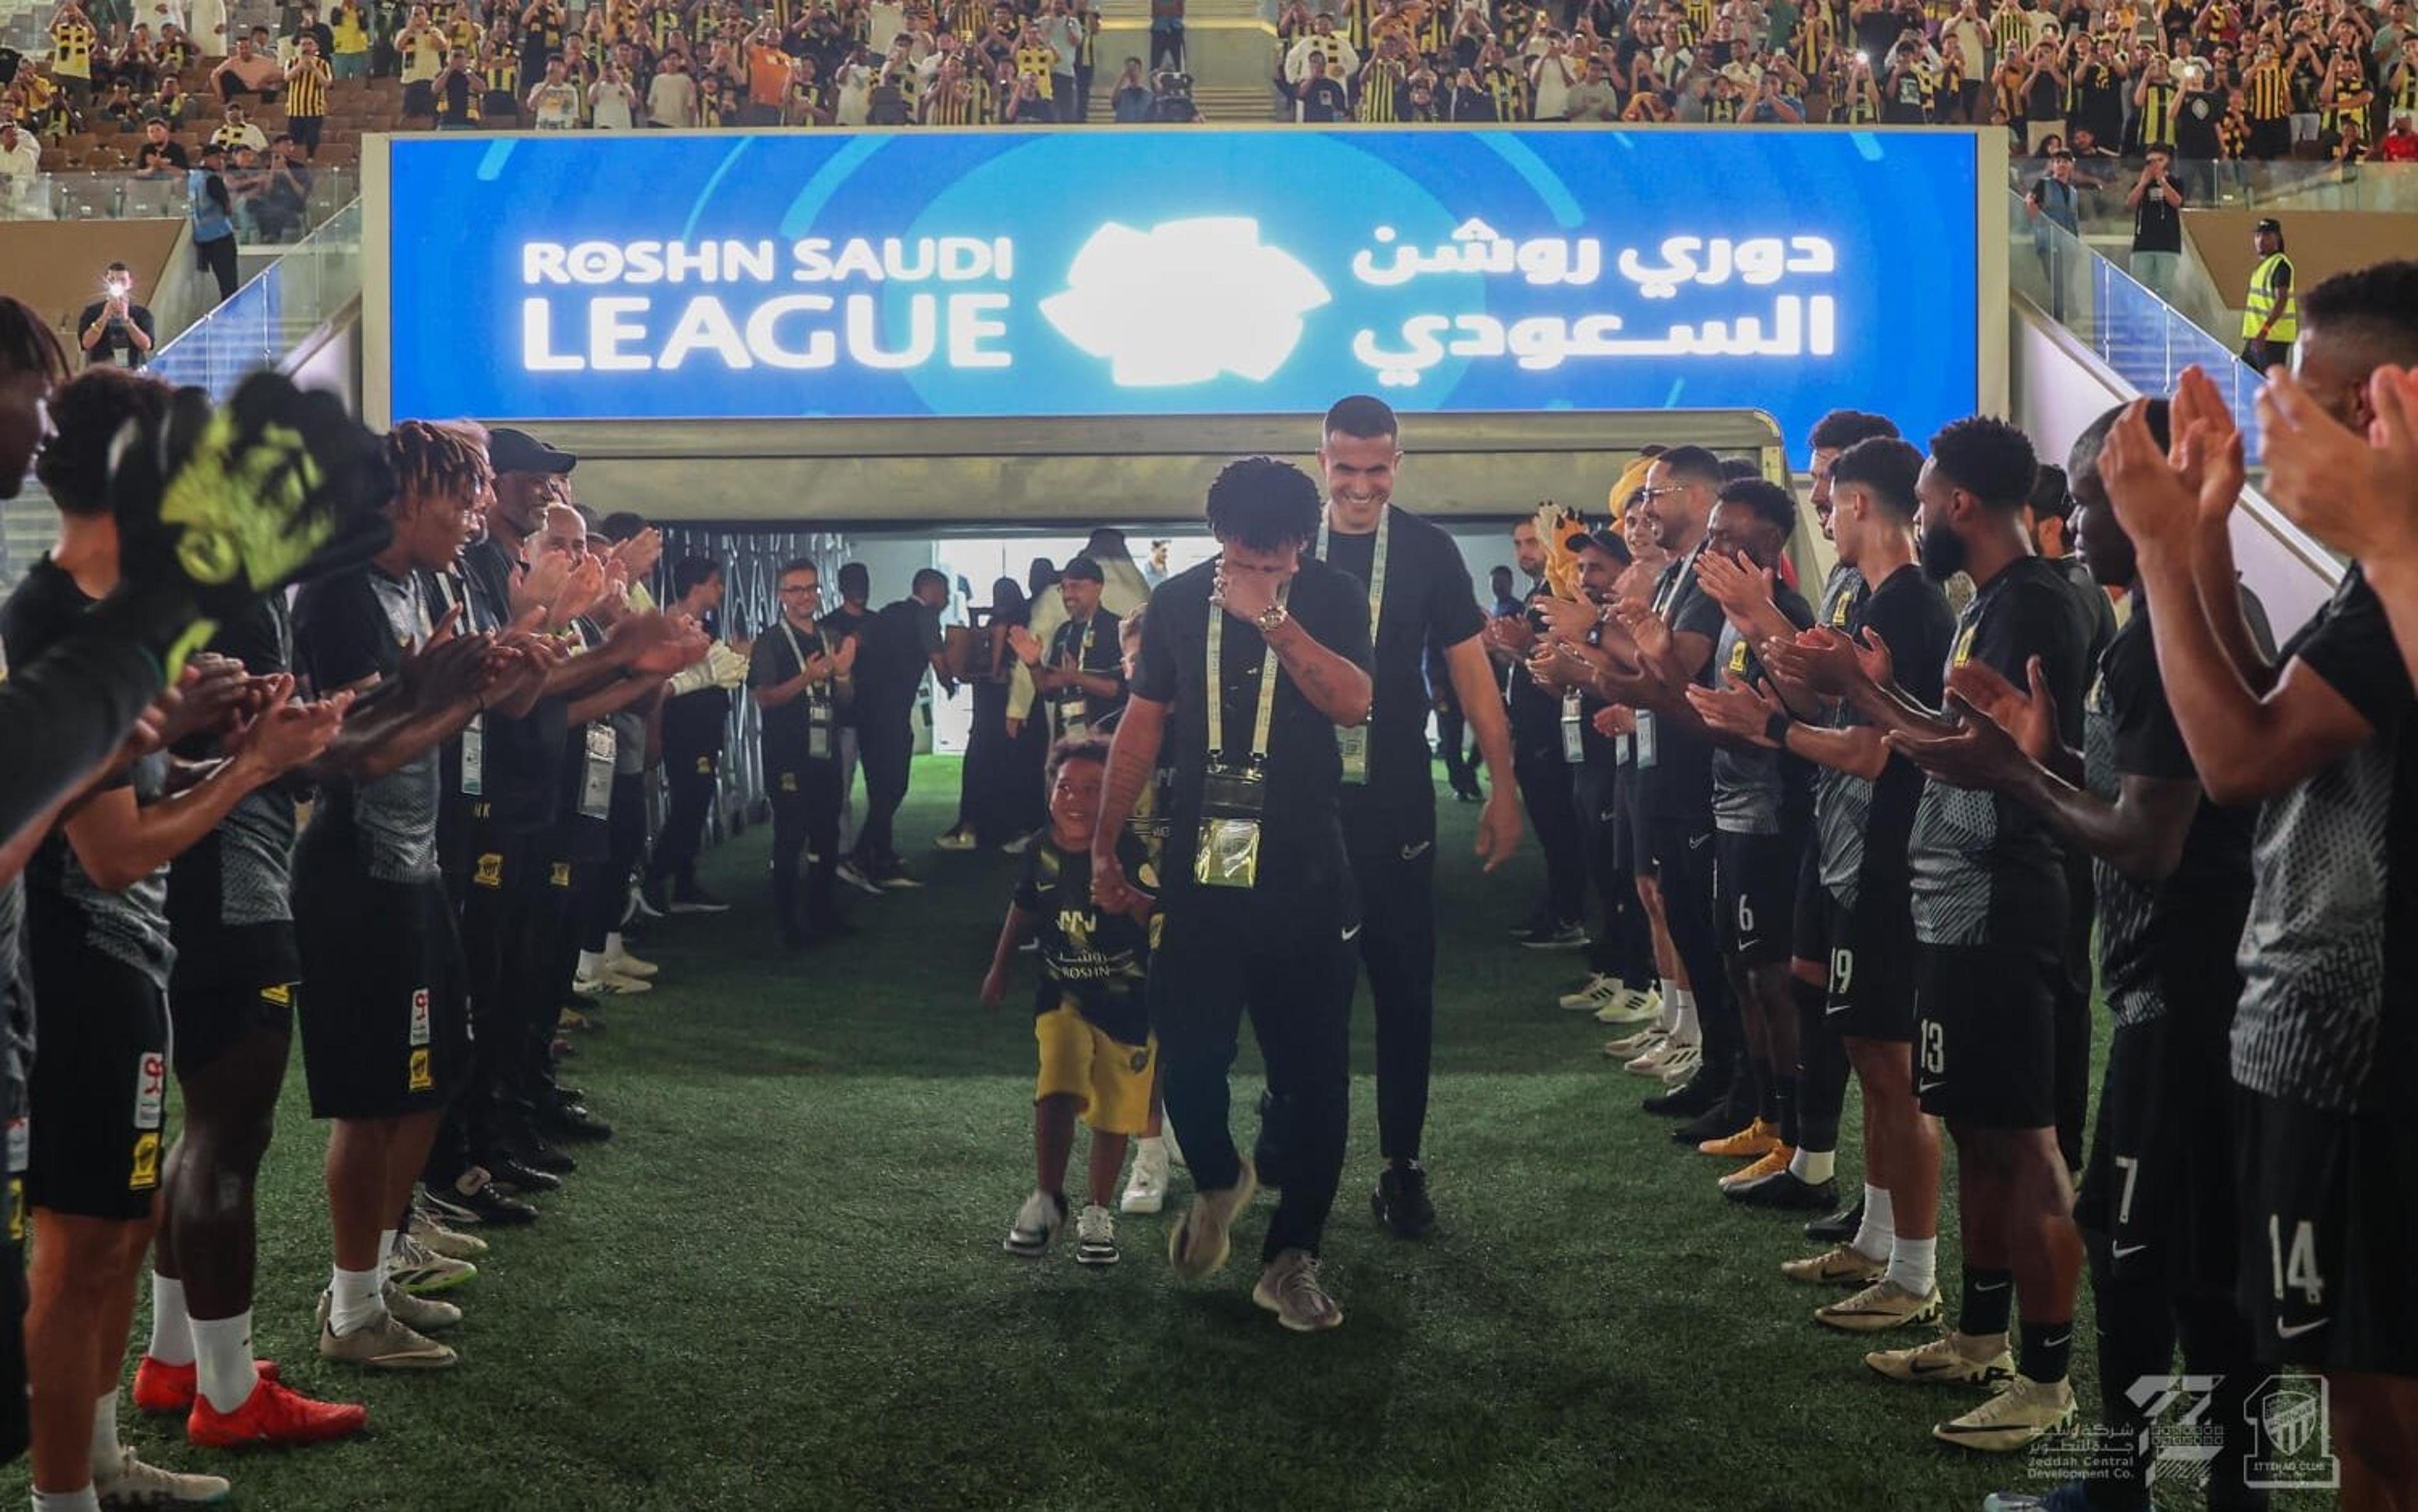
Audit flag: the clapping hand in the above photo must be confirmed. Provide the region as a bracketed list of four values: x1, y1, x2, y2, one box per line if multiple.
[2256, 365, 2418, 563]
[1684, 673, 1783, 746]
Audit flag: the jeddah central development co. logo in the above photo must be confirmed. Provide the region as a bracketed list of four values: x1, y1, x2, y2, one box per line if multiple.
[1042, 217, 1331, 387]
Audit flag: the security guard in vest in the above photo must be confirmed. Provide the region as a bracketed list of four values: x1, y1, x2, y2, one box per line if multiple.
[2240, 216, 2296, 374]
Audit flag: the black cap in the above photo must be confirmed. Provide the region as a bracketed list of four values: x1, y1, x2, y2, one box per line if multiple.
[1060, 554, 1105, 583]
[487, 426, 576, 475]
[2255, 217, 2283, 234]
[1584, 529, 1633, 566]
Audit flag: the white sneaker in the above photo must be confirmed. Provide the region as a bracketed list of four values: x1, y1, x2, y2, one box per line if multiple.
[1625, 1035, 1693, 1077]
[601, 948, 658, 979]
[1657, 1043, 1705, 1084]
[407, 1207, 488, 1260]
[1002, 1190, 1065, 1257]
[1121, 1137, 1169, 1215]
[93, 1447, 230, 1506]
[1557, 973, 1620, 1012]
[387, 1231, 478, 1294]
[572, 972, 652, 998]
[934, 827, 978, 852]
[1074, 1204, 1120, 1266]
[1596, 987, 1661, 1025]
[1604, 1026, 1666, 1060]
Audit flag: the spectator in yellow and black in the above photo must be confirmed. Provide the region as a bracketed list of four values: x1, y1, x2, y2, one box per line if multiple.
[1010, 22, 1056, 103]
[156, 23, 193, 76]
[1789, 0, 1832, 97]
[558, 35, 599, 119]
[2386, 36, 2418, 133]
[1283, 14, 1356, 90]
[476, 38, 519, 118]
[922, 54, 982, 120]
[434, 45, 485, 123]
[2013, 38, 2069, 151]
[2284, 25, 2324, 145]
[1354, 31, 1407, 120]
[2240, 36, 2290, 156]
[282, 35, 330, 157]
[866, 61, 911, 120]
[2066, 32, 2125, 148]
[1435, 63, 1487, 118]
[2129, 49, 2181, 151]
[48, 2, 98, 105]
[1294, 48, 1349, 117]
[397, 6, 444, 115]
[1621, 78, 1674, 118]
[1881, 26, 1938, 122]
[2320, 50, 2374, 153]
[518, 0, 566, 93]
[329, 0, 371, 77]
[441, 1, 483, 58]
[210, 99, 268, 152]
[1826, 47, 1878, 121]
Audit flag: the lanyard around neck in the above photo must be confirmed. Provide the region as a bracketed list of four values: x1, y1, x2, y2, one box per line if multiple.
[1205, 576, 1289, 770]
[1315, 504, 1391, 648]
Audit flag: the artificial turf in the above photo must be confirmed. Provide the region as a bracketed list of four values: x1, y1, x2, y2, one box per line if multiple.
[8, 758, 2334, 1510]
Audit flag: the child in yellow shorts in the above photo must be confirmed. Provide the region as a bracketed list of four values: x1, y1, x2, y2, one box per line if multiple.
[981, 732, 1159, 1266]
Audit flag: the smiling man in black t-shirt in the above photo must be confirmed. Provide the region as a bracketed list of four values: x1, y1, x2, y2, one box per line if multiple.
[1095, 457, 1372, 1333]
[1312, 395, 1518, 1241]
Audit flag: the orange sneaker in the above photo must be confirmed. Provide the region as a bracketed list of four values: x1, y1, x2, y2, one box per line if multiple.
[1720, 1145, 1798, 1190]
[188, 1377, 368, 1450]
[1696, 1118, 1780, 1160]
[131, 1355, 281, 1416]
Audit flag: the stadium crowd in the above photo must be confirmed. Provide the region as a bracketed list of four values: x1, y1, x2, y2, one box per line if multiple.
[2, 0, 2415, 153]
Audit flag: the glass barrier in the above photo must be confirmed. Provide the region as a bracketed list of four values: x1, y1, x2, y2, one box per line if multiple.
[2007, 189, 2268, 465]
[0, 168, 358, 245]
[147, 199, 363, 399]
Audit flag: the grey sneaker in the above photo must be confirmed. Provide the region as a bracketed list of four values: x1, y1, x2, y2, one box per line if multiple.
[1252, 1248, 1344, 1333]
[387, 1231, 478, 1294]
[1167, 1157, 1257, 1282]
[1002, 1189, 1065, 1258]
[316, 1292, 457, 1370]
[1074, 1203, 1120, 1267]
[93, 1447, 231, 1507]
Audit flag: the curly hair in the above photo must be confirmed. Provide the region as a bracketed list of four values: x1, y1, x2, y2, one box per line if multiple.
[383, 419, 492, 511]
[34, 368, 173, 518]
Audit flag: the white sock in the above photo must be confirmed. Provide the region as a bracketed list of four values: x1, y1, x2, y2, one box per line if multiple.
[1670, 992, 1701, 1047]
[576, 948, 607, 979]
[32, 1487, 101, 1511]
[144, 1273, 193, 1367]
[88, 1390, 121, 1479]
[1789, 1147, 1836, 1185]
[1887, 1234, 1939, 1297]
[603, 931, 628, 959]
[191, 1311, 258, 1415]
[1851, 1183, 1896, 1262]
[328, 1263, 385, 1336]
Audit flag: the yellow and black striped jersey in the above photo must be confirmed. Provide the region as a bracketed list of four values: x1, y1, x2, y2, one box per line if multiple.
[2245, 60, 2289, 118]
[1356, 59, 1404, 120]
[285, 56, 331, 115]
[50, 20, 95, 79]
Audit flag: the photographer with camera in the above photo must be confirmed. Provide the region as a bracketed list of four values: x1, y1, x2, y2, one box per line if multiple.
[75, 264, 156, 372]
[1150, 68, 1201, 121]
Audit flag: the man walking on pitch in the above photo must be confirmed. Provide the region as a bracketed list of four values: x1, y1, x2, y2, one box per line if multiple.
[1094, 457, 1372, 1332]
[1312, 395, 1519, 1237]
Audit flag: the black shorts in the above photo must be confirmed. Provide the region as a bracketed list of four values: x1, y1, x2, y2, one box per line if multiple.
[1825, 889, 1919, 1043]
[1914, 939, 2059, 1128]
[168, 976, 297, 1079]
[1713, 829, 1798, 966]
[1619, 764, 1650, 877]
[294, 868, 470, 1121]
[402, 79, 433, 116]
[1789, 843, 1827, 966]
[2234, 1088, 2418, 1375]
[24, 929, 171, 1220]
[2075, 1011, 2237, 1294]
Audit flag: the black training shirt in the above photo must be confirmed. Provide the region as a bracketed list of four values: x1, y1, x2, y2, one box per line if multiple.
[1013, 830, 1155, 1045]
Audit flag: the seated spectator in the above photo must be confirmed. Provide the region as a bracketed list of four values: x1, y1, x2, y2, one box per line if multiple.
[212, 36, 285, 101]
[97, 81, 144, 130]
[223, 142, 269, 233]
[209, 101, 268, 154]
[252, 134, 312, 241]
[148, 74, 193, 130]
[2385, 113, 2418, 162]
[0, 122, 40, 186]
[133, 116, 188, 171]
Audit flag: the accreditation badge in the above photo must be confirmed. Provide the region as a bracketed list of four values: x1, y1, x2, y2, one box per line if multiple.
[1560, 688, 1586, 764]
[1194, 767, 1267, 890]
[1634, 709, 1660, 768]
[1337, 723, 1369, 783]
[807, 696, 834, 761]
[460, 711, 484, 796]
[579, 723, 616, 819]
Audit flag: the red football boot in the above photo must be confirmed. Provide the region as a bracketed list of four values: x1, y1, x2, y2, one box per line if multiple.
[131, 1356, 281, 1415]
[188, 1377, 369, 1450]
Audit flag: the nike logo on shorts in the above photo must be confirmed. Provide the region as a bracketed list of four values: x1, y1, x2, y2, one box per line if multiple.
[2111, 1242, 2150, 1259]
[1342, 923, 1363, 941]
[2275, 1316, 2330, 1339]
[1688, 834, 1711, 850]
[1400, 841, 1432, 860]
[1917, 1079, 1946, 1094]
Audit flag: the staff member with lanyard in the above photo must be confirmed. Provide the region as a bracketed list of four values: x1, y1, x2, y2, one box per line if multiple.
[1094, 457, 1371, 1333]
[749, 558, 856, 948]
[1310, 395, 1518, 1240]
[1010, 555, 1127, 741]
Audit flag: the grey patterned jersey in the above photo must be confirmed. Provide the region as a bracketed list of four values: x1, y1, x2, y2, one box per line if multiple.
[1708, 583, 1814, 835]
[51, 752, 177, 989]
[2231, 567, 2409, 1112]
[1808, 564, 1871, 895]
[2082, 677, 2162, 1026]
[296, 566, 443, 885]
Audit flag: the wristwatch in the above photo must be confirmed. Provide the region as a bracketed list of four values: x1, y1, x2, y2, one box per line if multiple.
[1255, 602, 1290, 634]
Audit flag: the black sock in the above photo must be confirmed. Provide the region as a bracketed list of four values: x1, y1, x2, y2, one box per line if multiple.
[1793, 975, 1846, 1155]
[1774, 1073, 1800, 1149]
[2018, 1317, 2075, 1385]
[1960, 1266, 2016, 1338]
[1751, 1055, 1777, 1123]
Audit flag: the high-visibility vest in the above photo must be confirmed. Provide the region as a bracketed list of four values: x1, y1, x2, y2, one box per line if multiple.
[2242, 253, 2297, 342]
